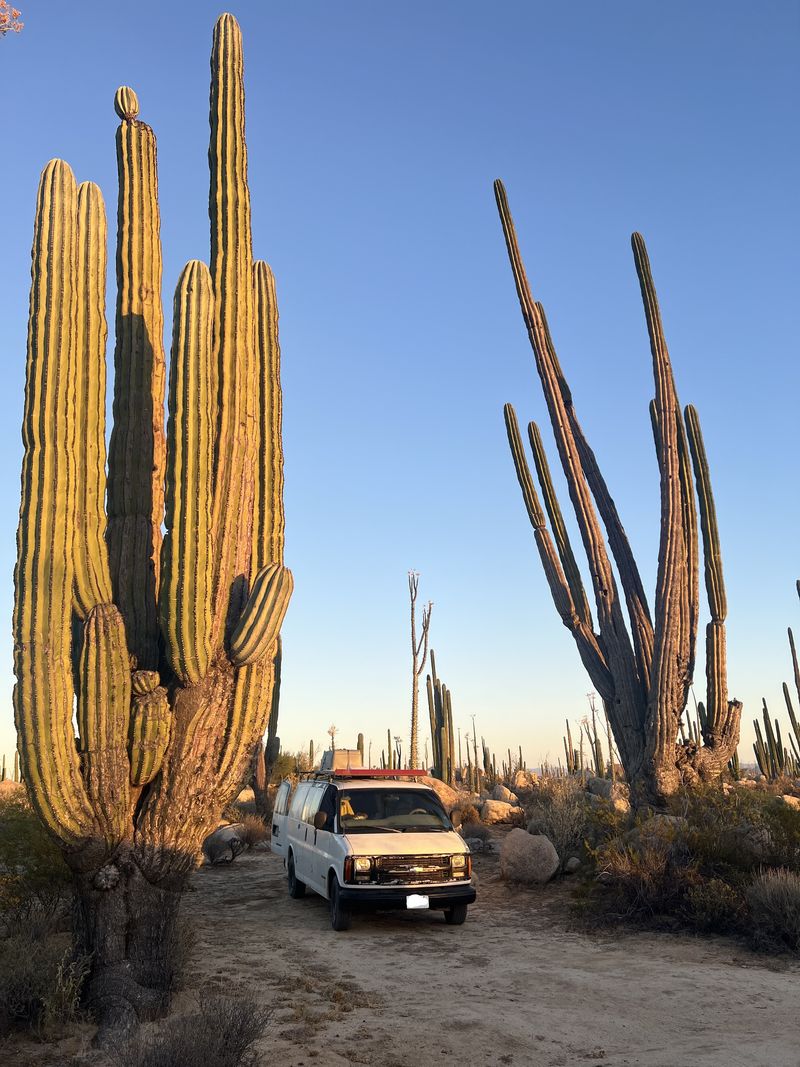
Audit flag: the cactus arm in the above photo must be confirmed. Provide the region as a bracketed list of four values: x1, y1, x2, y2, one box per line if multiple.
[128, 675, 171, 787]
[631, 233, 692, 774]
[504, 404, 614, 702]
[13, 160, 95, 844]
[527, 420, 592, 630]
[495, 182, 642, 757]
[77, 604, 132, 844]
[252, 261, 285, 571]
[676, 409, 699, 704]
[107, 87, 166, 670]
[684, 403, 741, 754]
[159, 261, 214, 686]
[228, 563, 293, 666]
[72, 182, 113, 617]
[536, 302, 653, 689]
[209, 13, 256, 637]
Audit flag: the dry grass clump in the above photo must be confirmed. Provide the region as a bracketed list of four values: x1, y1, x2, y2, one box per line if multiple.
[237, 814, 269, 849]
[461, 819, 491, 842]
[0, 931, 89, 1037]
[113, 990, 271, 1067]
[747, 868, 800, 953]
[525, 777, 589, 870]
[0, 792, 72, 937]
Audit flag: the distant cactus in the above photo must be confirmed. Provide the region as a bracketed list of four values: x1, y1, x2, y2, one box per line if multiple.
[496, 180, 741, 803]
[426, 650, 455, 785]
[13, 16, 291, 1030]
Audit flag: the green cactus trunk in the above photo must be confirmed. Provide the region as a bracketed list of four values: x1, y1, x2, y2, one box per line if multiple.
[13, 16, 292, 1033]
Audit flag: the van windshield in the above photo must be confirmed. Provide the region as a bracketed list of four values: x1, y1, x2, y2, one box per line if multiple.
[338, 789, 451, 833]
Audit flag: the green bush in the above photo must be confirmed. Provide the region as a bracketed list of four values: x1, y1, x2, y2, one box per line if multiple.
[0, 793, 72, 936]
[746, 868, 800, 953]
[0, 931, 89, 1037]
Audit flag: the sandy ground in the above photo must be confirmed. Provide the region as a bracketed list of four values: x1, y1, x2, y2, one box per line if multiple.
[7, 831, 799, 1067]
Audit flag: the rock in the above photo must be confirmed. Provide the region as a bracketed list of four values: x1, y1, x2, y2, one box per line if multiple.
[587, 777, 629, 801]
[417, 776, 460, 812]
[512, 769, 539, 794]
[491, 783, 519, 805]
[733, 778, 757, 789]
[778, 794, 800, 811]
[480, 799, 515, 824]
[464, 836, 485, 853]
[500, 829, 559, 884]
[564, 856, 581, 874]
[202, 824, 247, 865]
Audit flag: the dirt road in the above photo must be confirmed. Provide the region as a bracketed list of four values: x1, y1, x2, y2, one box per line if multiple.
[181, 839, 798, 1067]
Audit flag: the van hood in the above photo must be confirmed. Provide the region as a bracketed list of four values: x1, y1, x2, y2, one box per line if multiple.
[343, 831, 468, 856]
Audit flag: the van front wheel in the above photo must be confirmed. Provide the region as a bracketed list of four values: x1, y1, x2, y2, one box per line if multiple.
[444, 903, 468, 925]
[329, 877, 352, 931]
[288, 854, 306, 899]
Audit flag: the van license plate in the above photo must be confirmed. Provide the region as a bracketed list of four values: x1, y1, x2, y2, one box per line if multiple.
[406, 894, 429, 909]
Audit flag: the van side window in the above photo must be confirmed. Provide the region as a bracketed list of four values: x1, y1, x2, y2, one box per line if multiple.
[301, 782, 325, 824]
[288, 782, 310, 820]
[274, 780, 291, 816]
[317, 785, 337, 832]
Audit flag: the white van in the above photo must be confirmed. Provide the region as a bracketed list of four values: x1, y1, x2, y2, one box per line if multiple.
[271, 771, 475, 930]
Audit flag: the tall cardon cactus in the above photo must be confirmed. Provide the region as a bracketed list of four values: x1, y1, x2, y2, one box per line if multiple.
[496, 180, 741, 803]
[13, 15, 291, 1031]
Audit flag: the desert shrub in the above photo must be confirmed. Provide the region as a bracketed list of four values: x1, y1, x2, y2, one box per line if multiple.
[592, 831, 696, 923]
[525, 778, 590, 870]
[0, 931, 89, 1037]
[746, 868, 800, 953]
[461, 819, 491, 842]
[238, 814, 269, 849]
[114, 990, 271, 1067]
[685, 877, 747, 933]
[0, 793, 72, 936]
[453, 800, 481, 825]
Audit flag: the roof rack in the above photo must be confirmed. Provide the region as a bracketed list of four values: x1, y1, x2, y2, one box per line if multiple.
[300, 768, 428, 781]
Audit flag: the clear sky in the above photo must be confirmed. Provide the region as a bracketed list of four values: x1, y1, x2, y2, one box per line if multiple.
[1, 2, 798, 771]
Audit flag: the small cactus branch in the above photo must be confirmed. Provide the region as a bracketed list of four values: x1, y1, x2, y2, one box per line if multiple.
[72, 181, 113, 617]
[160, 260, 214, 686]
[229, 563, 293, 667]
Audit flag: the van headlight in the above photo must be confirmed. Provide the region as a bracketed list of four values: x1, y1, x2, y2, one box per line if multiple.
[354, 857, 372, 873]
[450, 853, 470, 879]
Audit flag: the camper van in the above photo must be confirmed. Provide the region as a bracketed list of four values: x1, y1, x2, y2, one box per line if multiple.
[271, 769, 475, 931]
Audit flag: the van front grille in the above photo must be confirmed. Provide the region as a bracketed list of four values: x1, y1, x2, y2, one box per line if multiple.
[374, 855, 451, 885]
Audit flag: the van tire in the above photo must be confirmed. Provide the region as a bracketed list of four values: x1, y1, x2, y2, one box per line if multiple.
[288, 854, 306, 898]
[329, 876, 352, 931]
[444, 903, 468, 925]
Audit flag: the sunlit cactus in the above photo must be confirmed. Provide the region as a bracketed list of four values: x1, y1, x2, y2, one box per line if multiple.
[12, 14, 292, 1030]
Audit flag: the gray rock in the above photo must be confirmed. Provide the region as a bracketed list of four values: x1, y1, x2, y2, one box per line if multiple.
[417, 776, 460, 812]
[480, 799, 514, 824]
[564, 856, 582, 874]
[491, 783, 519, 805]
[500, 829, 559, 884]
[202, 824, 247, 865]
[778, 794, 800, 811]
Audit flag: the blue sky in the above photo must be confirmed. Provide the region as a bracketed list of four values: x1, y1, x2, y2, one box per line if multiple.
[1, 1, 798, 771]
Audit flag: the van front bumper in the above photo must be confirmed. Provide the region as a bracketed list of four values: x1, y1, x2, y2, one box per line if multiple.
[338, 883, 476, 910]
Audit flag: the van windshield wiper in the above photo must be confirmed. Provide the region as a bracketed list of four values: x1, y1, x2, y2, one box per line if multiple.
[344, 824, 402, 833]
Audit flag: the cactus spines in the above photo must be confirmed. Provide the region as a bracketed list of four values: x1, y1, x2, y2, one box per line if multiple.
[228, 563, 294, 667]
[114, 86, 139, 121]
[160, 261, 214, 685]
[107, 87, 166, 670]
[496, 180, 741, 801]
[253, 261, 284, 571]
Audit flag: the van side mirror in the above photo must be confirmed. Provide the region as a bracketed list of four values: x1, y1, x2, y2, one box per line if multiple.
[313, 811, 328, 831]
[449, 808, 462, 828]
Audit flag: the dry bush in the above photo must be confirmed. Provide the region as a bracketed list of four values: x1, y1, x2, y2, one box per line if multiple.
[0, 792, 72, 937]
[114, 990, 271, 1067]
[0, 931, 89, 1037]
[238, 814, 269, 849]
[454, 801, 481, 825]
[461, 819, 491, 842]
[747, 868, 800, 953]
[525, 777, 590, 870]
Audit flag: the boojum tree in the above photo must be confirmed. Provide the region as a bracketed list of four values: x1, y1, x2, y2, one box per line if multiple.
[495, 180, 741, 804]
[13, 14, 291, 1031]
